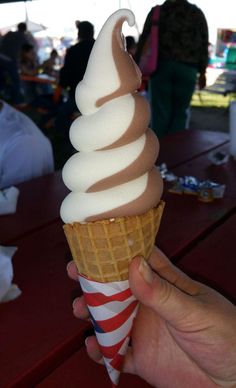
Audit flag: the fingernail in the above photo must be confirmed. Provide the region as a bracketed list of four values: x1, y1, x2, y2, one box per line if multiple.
[85, 337, 89, 347]
[72, 297, 78, 310]
[66, 261, 73, 272]
[138, 257, 153, 284]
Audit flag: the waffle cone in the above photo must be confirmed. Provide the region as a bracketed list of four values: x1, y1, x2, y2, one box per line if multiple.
[63, 200, 165, 282]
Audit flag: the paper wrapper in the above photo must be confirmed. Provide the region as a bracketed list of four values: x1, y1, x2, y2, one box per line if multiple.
[79, 275, 139, 387]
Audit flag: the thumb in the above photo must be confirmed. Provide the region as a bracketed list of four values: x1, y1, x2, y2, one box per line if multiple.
[129, 256, 200, 327]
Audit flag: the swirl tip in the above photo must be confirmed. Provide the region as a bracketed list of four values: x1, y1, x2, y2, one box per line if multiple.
[116, 8, 135, 27]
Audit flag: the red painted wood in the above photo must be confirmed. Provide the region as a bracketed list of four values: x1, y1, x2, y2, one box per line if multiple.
[157, 192, 235, 260]
[157, 143, 236, 259]
[0, 130, 229, 246]
[0, 130, 233, 387]
[0, 171, 69, 245]
[0, 222, 90, 387]
[169, 143, 236, 198]
[158, 129, 229, 168]
[37, 347, 152, 388]
[177, 213, 236, 302]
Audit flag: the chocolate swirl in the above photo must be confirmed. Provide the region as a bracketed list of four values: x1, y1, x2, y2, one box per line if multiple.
[60, 9, 163, 223]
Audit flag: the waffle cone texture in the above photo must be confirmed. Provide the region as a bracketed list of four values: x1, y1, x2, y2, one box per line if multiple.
[63, 200, 165, 282]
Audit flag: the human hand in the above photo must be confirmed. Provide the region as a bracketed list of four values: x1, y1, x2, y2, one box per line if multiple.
[67, 247, 236, 388]
[198, 72, 206, 90]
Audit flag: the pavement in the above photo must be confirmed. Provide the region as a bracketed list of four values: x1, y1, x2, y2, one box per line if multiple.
[190, 106, 229, 133]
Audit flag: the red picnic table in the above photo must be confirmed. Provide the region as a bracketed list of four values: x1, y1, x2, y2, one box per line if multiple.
[158, 141, 236, 260]
[177, 212, 236, 304]
[0, 129, 229, 246]
[20, 74, 57, 85]
[0, 129, 235, 388]
[0, 223, 90, 387]
[37, 347, 152, 388]
[0, 171, 68, 245]
[158, 129, 229, 168]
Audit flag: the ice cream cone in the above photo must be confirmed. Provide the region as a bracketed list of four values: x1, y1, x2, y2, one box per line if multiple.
[63, 200, 164, 282]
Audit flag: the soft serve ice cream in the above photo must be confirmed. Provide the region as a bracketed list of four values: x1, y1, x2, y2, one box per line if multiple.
[61, 9, 164, 387]
[60, 9, 163, 224]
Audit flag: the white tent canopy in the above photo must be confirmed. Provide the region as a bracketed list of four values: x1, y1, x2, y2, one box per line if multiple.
[26, 20, 46, 33]
[0, 20, 46, 34]
[0, 0, 235, 44]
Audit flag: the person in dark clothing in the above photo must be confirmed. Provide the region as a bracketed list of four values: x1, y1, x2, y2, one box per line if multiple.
[0, 22, 29, 64]
[136, 0, 209, 138]
[0, 22, 31, 104]
[59, 21, 95, 99]
[125, 35, 137, 57]
[0, 53, 21, 103]
[56, 21, 95, 140]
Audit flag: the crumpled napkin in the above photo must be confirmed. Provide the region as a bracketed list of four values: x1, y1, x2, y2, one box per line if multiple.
[0, 186, 20, 215]
[0, 245, 21, 303]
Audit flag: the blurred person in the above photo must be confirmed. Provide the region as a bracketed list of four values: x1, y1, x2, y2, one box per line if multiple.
[67, 246, 236, 388]
[136, 0, 209, 138]
[59, 20, 95, 100]
[20, 43, 40, 103]
[0, 22, 30, 64]
[41, 48, 59, 79]
[0, 22, 31, 104]
[0, 53, 22, 104]
[20, 43, 39, 77]
[55, 21, 95, 145]
[25, 29, 39, 56]
[0, 99, 54, 189]
[125, 35, 137, 57]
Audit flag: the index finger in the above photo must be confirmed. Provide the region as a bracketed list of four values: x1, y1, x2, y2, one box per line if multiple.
[67, 260, 79, 280]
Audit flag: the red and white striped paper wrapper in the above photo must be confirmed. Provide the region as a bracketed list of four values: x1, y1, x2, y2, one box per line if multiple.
[79, 275, 139, 387]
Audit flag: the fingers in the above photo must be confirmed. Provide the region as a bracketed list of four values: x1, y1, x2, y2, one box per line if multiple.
[67, 261, 79, 281]
[73, 296, 90, 320]
[85, 336, 104, 365]
[67, 261, 90, 319]
[129, 254, 203, 328]
[148, 246, 200, 296]
[67, 261, 134, 372]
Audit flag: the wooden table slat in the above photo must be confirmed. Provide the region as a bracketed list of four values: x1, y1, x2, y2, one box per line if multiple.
[158, 143, 236, 259]
[37, 347, 152, 388]
[158, 129, 229, 168]
[177, 213, 236, 303]
[0, 171, 68, 245]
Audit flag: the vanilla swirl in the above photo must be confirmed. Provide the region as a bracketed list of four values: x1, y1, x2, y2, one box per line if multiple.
[60, 9, 163, 223]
